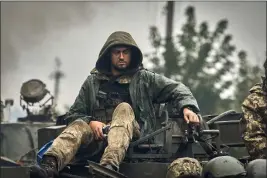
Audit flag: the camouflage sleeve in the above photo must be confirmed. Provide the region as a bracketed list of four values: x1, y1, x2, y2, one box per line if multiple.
[240, 103, 267, 159]
[65, 76, 92, 124]
[150, 71, 200, 113]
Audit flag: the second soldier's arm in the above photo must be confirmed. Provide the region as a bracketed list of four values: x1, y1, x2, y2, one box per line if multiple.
[240, 105, 267, 159]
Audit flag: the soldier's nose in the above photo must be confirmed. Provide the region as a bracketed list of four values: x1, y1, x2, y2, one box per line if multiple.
[119, 52, 124, 59]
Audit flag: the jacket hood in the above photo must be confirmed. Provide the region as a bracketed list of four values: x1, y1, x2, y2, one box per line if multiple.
[95, 31, 143, 75]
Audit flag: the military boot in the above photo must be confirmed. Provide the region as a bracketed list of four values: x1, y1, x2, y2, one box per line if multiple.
[30, 155, 58, 178]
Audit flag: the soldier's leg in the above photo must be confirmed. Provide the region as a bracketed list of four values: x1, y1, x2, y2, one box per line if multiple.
[44, 118, 94, 171]
[99, 102, 140, 170]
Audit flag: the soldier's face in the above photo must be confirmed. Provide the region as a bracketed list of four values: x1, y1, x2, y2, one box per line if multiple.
[111, 46, 131, 72]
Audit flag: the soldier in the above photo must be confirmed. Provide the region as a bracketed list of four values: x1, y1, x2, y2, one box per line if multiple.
[166, 157, 202, 178]
[30, 31, 200, 178]
[240, 58, 267, 160]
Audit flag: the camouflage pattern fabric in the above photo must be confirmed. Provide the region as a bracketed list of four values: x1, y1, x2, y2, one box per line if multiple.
[166, 157, 202, 178]
[240, 83, 267, 159]
[44, 102, 140, 171]
[45, 119, 95, 171]
[100, 102, 140, 169]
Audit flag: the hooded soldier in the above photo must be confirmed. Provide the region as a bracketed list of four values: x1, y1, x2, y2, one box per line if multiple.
[30, 31, 200, 178]
[240, 58, 267, 160]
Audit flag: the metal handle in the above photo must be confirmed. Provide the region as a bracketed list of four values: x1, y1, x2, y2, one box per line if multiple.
[207, 110, 236, 125]
[199, 129, 220, 135]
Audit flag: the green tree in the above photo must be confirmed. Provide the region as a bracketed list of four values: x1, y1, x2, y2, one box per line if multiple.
[234, 51, 263, 111]
[146, 6, 262, 115]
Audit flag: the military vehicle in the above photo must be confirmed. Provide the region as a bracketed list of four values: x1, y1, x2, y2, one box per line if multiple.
[1, 79, 56, 166]
[1, 100, 252, 178]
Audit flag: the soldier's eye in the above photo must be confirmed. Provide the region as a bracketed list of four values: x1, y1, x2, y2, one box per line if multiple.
[123, 50, 130, 54]
[112, 50, 120, 55]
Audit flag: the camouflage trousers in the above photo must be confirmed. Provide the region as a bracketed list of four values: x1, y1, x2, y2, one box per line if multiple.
[44, 102, 140, 171]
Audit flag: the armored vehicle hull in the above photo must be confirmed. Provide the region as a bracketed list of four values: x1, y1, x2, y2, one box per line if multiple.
[0, 111, 255, 178]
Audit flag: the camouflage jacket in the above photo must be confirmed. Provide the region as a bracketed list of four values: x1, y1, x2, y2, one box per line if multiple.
[240, 83, 267, 159]
[65, 31, 200, 136]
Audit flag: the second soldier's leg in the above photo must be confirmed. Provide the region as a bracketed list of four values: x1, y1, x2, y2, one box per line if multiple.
[44, 119, 94, 171]
[99, 102, 140, 170]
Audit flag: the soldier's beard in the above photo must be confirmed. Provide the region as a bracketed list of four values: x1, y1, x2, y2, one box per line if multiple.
[111, 63, 129, 73]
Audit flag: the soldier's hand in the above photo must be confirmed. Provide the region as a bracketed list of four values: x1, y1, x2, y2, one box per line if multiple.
[183, 108, 199, 125]
[89, 121, 105, 140]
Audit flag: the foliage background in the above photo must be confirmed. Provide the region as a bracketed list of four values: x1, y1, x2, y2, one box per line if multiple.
[146, 6, 264, 115]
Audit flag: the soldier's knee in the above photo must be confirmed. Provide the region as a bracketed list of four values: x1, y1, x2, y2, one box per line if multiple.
[115, 102, 132, 111]
[70, 119, 88, 127]
[112, 103, 135, 126]
[64, 119, 89, 133]
[246, 159, 266, 178]
[61, 119, 91, 140]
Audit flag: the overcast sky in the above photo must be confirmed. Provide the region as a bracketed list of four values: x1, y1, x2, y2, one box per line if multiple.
[1, 1, 266, 118]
